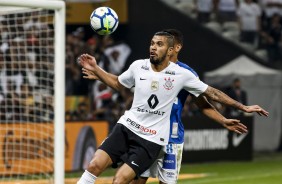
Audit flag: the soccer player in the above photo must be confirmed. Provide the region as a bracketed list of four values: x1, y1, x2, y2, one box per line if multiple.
[132, 29, 249, 184]
[80, 29, 250, 184]
[77, 31, 268, 184]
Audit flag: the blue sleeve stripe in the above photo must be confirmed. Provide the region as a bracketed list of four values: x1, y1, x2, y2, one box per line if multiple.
[177, 61, 198, 77]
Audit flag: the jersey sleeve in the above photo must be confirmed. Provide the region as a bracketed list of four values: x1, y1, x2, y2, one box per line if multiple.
[118, 61, 136, 88]
[182, 70, 208, 97]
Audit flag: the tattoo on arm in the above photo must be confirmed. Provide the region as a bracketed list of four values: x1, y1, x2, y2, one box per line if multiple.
[204, 86, 245, 111]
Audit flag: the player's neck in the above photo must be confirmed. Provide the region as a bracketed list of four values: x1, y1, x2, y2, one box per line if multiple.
[171, 58, 178, 63]
[170, 56, 178, 63]
[151, 61, 170, 72]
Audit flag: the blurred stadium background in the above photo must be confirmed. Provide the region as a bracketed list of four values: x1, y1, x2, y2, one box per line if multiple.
[0, 0, 281, 183]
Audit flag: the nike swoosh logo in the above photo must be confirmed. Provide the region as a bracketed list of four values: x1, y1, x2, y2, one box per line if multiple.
[140, 78, 146, 80]
[131, 161, 139, 167]
[232, 133, 248, 147]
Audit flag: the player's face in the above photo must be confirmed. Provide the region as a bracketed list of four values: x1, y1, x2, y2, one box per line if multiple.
[150, 35, 172, 65]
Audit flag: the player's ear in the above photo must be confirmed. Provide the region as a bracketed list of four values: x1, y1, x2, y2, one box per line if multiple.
[174, 44, 182, 53]
[167, 47, 174, 56]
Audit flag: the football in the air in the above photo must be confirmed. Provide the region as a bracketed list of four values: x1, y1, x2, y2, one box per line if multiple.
[90, 7, 119, 35]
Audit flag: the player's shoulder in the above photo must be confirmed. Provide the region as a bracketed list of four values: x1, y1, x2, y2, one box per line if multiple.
[175, 61, 199, 77]
[128, 59, 150, 71]
[131, 58, 149, 66]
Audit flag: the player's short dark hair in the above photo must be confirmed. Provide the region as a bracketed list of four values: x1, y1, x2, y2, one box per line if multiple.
[162, 29, 183, 46]
[154, 31, 174, 48]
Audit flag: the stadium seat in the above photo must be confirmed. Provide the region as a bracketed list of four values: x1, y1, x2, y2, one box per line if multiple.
[204, 21, 222, 33]
[175, 0, 195, 15]
[222, 21, 239, 32]
[239, 42, 256, 52]
[161, 0, 196, 17]
[222, 30, 240, 42]
[255, 49, 268, 61]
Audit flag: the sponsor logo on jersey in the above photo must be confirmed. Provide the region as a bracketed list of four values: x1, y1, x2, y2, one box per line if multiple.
[126, 118, 157, 135]
[137, 107, 165, 116]
[163, 77, 174, 90]
[165, 70, 175, 75]
[147, 94, 159, 109]
[141, 65, 149, 70]
[151, 81, 159, 91]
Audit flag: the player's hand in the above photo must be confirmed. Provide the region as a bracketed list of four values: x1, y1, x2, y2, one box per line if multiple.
[222, 119, 248, 134]
[82, 68, 99, 80]
[77, 54, 97, 71]
[244, 105, 269, 116]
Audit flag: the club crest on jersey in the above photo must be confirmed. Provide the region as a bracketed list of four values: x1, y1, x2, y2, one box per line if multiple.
[163, 77, 174, 90]
[151, 81, 159, 91]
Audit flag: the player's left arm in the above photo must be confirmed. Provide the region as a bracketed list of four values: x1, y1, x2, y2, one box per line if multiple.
[193, 95, 248, 134]
[202, 86, 269, 116]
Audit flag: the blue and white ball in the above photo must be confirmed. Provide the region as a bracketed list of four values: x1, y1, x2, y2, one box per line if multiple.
[90, 7, 119, 35]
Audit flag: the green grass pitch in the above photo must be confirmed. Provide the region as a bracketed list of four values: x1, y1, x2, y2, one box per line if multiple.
[67, 152, 282, 184]
[176, 153, 282, 184]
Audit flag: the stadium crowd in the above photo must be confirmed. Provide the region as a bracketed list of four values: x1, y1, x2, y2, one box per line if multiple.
[0, 8, 133, 127]
[0, 1, 278, 126]
[169, 0, 282, 66]
[0, 11, 54, 122]
[64, 27, 132, 131]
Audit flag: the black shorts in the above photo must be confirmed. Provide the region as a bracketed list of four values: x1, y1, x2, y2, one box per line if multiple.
[98, 123, 162, 176]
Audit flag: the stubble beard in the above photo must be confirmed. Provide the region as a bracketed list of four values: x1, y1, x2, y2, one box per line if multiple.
[150, 53, 167, 66]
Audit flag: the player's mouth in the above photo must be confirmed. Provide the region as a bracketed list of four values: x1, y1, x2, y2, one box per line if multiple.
[150, 52, 157, 57]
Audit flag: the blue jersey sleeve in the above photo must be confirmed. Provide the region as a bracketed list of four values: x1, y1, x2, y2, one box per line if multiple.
[168, 61, 199, 144]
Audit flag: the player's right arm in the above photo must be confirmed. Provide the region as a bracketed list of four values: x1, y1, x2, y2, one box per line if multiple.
[182, 69, 268, 117]
[78, 54, 123, 91]
[194, 96, 248, 134]
[82, 68, 99, 80]
[82, 68, 120, 89]
[202, 86, 269, 116]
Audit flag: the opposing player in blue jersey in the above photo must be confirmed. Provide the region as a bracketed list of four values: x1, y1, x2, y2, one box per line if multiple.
[77, 31, 268, 184]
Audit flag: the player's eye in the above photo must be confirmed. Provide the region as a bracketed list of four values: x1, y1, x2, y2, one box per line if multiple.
[157, 42, 163, 47]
